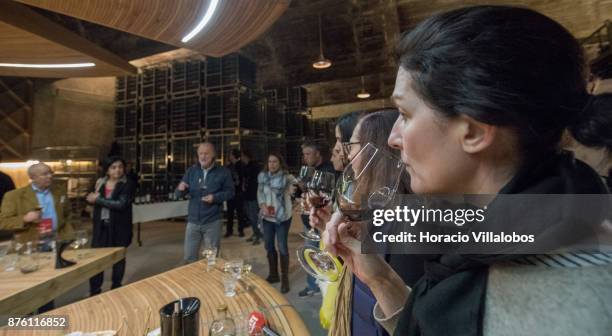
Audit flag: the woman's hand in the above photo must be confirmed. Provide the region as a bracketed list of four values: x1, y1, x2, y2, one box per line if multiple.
[325, 216, 410, 316]
[326, 218, 386, 285]
[86, 192, 99, 204]
[259, 203, 269, 216]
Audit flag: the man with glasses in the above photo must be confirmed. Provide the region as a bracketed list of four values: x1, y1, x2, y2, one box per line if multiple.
[0, 162, 74, 312]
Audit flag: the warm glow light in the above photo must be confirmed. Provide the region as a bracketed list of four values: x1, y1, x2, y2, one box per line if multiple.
[181, 0, 220, 43]
[357, 91, 371, 99]
[312, 57, 332, 69]
[357, 76, 370, 99]
[0, 63, 95, 69]
[0, 160, 39, 168]
[313, 14, 332, 70]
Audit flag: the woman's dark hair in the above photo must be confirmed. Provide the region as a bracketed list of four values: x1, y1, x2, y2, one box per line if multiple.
[355, 109, 411, 193]
[358, 109, 399, 153]
[264, 152, 288, 172]
[102, 156, 126, 176]
[336, 111, 362, 143]
[396, 5, 612, 160]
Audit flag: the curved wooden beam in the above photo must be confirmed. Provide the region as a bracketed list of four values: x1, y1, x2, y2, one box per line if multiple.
[16, 0, 290, 57]
[0, 0, 136, 77]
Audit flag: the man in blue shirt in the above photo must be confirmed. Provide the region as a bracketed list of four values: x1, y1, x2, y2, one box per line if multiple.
[176, 143, 234, 263]
[0, 162, 73, 313]
[0, 162, 73, 244]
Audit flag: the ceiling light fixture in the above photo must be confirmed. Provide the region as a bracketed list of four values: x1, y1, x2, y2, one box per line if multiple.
[181, 0, 220, 43]
[312, 14, 332, 69]
[0, 62, 95, 69]
[357, 76, 370, 99]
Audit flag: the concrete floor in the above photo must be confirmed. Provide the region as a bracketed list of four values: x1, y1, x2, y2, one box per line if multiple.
[54, 218, 327, 336]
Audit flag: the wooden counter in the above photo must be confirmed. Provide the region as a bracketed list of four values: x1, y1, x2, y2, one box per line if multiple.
[0, 247, 125, 316]
[1, 258, 309, 335]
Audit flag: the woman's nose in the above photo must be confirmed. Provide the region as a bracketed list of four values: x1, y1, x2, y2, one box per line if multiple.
[388, 117, 403, 150]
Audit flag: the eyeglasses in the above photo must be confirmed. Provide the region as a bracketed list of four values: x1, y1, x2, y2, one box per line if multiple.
[341, 142, 360, 156]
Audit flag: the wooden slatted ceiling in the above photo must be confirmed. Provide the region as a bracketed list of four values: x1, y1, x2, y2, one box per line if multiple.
[16, 0, 291, 57]
[0, 1, 136, 78]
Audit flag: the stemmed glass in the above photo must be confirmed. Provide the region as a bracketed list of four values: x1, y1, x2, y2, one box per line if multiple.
[293, 166, 315, 199]
[299, 171, 336, 241]
[202, 247, 218, 271]
[337, 143, 405, 220]
[297, 143, 405, 282]
[71, 230, 89, 259]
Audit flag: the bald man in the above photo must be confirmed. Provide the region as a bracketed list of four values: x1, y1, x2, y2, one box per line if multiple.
[0, 163, 74, 313]
[175, 143, 234, 263]
[0, 163, 74, 244]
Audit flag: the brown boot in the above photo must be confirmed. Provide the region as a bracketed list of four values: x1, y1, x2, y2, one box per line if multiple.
[266, 251, 280, 283]
[280, 254, 290, 293]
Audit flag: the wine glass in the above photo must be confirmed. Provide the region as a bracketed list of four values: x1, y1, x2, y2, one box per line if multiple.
[337, 143, 405, 220]
[299, 171, 336, 241]
[297, 143, 405, 282]
[293, 166, 315, 198]
[71, 230, 89, 259]
[228, 259, 244, 279]
[202, 247, 218, 271]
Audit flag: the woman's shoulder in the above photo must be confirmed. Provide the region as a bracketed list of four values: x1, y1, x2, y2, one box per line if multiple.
[484, 253, 612, 335]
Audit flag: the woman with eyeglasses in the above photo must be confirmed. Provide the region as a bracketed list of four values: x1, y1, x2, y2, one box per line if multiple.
[325, 6, 612, 336]
[315, 110, 428, 336]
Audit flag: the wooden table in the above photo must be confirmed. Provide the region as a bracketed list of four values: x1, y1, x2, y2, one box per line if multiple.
[1, 259, 309, 336]
[0, 247, 125, 316]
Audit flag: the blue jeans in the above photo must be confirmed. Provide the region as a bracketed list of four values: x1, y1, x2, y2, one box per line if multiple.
[244, 200, 262, 237]
[184, 220, 221, 263]
[301, 214, 319, 291]
[262, 219, 291, 256]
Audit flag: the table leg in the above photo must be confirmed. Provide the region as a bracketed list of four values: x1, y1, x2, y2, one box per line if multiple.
[138, 222, 142, 246]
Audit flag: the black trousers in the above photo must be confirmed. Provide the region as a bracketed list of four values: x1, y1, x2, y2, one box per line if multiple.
[226, 194, 247, 234]
[89, 222, 127, 295]
[89, 258, 126, 295]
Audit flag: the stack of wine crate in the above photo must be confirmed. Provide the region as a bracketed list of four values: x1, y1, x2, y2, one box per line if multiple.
[114, 54, 312, 198]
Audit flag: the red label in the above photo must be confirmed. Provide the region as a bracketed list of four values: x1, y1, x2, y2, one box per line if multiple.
[267, 206, 276, 216]
[38, 218, 52, 235]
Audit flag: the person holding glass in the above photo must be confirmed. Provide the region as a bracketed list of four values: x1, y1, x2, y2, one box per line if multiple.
[257, 152, 296, 294]
[325, 6, 612, 336]
[0, 162, 74, 312]
[311, 111, 427, 335]
[86, 156, 135, 296]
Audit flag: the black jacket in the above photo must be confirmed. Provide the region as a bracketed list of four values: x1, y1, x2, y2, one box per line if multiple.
[92, 177, 135, 248]
[243, 161, 261, 201]
[0, 171, 15, 204]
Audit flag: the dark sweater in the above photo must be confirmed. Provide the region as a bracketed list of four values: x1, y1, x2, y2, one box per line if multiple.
[176, 164, 234, 224]
[0, 171, 15, 205]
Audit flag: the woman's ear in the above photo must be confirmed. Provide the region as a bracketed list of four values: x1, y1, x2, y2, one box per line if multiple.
[456, 115, 497, 154]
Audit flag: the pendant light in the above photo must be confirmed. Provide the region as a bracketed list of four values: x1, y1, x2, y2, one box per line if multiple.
[312, 14, 332, 69]
[357, 76, 370, 99]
